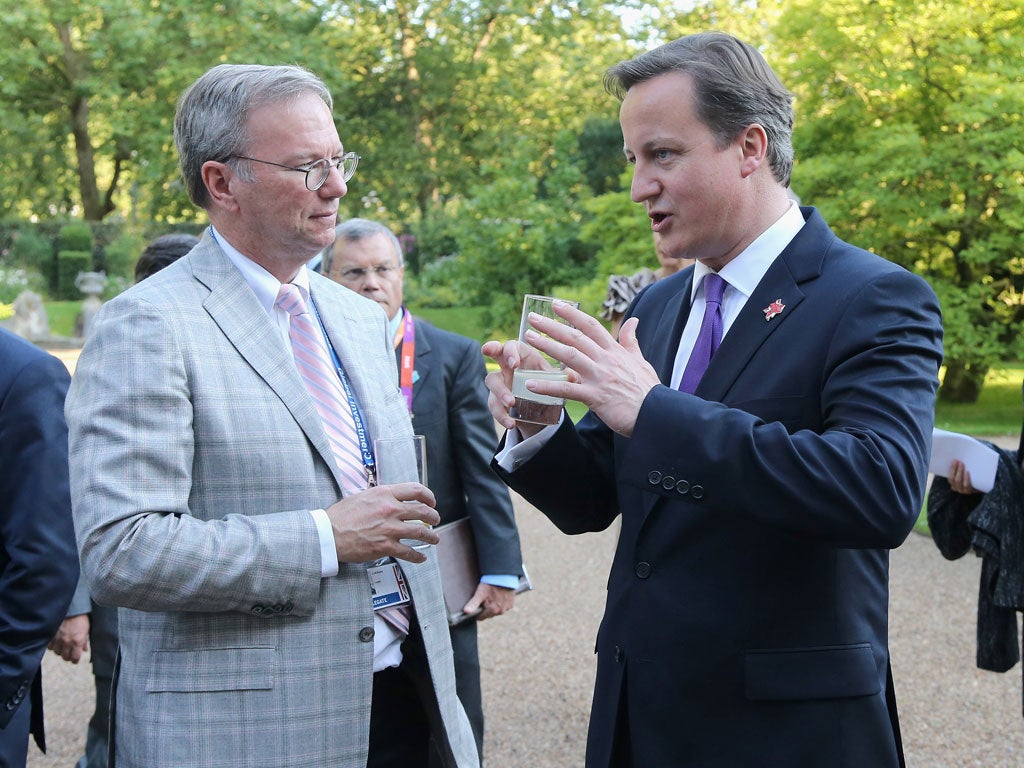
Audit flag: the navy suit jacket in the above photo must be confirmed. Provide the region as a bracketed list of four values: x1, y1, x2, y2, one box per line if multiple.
[496, 208, 943, 768]
[408, 318, 522, 578]
[0, 328, 79, 754]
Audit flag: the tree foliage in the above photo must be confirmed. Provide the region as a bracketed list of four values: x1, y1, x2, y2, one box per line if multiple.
[657, 0, 1024, 402]
[1, 0, 1021, 401]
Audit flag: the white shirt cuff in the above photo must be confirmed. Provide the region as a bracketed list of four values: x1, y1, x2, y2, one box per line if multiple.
[310, 509, 339, 578]
[495, 417, 562, 472]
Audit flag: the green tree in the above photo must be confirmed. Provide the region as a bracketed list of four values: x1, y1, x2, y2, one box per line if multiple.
[322, 0, 636, 225]
[660, 0, 1024, 402]
[0, 0, 330, 222]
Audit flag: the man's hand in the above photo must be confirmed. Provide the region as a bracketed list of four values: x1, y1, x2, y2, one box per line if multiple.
[49, 613, 91, 663]
[948, 459, 981, 495]
[481, 339, 551, 439]
[327, 482, 441, 564]
[462, 582, 516, 621]
[515, 305, 661, 437]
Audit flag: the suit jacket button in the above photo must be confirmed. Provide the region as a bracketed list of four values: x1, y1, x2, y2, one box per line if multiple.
[359, 626, 375, 643]
[675, 479, 690, 495]
[282, 602, 294, 614]
[614, 646, 624, 663]
[691, 485, 704, 500]
[635, 561, 652, 579]
[250, 605, 264, 616]
[661, 475, 676, 490]
[647, 471, 662, 485]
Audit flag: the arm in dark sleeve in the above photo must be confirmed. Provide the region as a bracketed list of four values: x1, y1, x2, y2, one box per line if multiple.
[0, 351, 79, 727]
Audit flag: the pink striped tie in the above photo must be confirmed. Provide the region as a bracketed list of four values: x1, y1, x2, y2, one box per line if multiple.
[277, 284, 411, 635]
[276, 284, 369, 491]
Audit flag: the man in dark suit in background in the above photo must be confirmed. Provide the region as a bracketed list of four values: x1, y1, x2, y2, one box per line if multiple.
[482, 32, 943, 768]
[0, 327, 80, 767]
[323, 218, 524, 764]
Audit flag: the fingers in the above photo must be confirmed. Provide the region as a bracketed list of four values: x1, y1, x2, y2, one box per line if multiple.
[947, 460, 979, 495]
[462, 583, 515, 621]
[330, 485, 439, 562]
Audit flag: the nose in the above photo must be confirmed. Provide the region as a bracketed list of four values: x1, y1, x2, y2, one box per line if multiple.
[361, 270, 383, 290]
[630, 164, 658, 203]
[320, 165, 347, 198]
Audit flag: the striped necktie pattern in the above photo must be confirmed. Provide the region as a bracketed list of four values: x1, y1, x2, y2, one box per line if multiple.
[277, 283, 411, 636]
[276, 284, 369, 491]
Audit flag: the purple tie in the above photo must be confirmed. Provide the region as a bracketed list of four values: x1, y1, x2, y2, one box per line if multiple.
[679, 273, 728, 394]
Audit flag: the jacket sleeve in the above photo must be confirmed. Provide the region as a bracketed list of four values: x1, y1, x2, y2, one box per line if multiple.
[0, 351, 79, 727]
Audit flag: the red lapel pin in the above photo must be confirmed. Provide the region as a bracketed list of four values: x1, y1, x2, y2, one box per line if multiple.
[763, 299, 785, 321]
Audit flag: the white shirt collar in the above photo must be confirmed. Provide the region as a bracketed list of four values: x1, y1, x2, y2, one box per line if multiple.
[210, 225, 311, 314]
[690, 202, 805, 302]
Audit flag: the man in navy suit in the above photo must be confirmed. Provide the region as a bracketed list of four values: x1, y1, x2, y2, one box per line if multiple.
[0, 327, 79, 767]
[483, 32, 943, 768]
[323, 218, 524, 764]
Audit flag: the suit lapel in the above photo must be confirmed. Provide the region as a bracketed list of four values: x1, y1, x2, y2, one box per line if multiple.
[192, 238, 343, 487]
[694, 263, 805, 400]
[644, 270, 695, 384]
[694, 209, 825, 401]
[310, 283, 401, 459]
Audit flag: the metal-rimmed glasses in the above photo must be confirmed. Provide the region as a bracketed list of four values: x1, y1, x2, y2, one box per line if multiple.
[228, 152, 360, 190]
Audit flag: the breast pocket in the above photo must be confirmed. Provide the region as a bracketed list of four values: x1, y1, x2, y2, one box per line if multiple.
[744, 643, 880, 701]
[146, 647, 277, 693]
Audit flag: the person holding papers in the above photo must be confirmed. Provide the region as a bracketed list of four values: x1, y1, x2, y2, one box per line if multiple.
[927, 382, 1024, 685]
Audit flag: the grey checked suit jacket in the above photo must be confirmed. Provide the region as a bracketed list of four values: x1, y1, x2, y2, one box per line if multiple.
[66, 232, 478, 768]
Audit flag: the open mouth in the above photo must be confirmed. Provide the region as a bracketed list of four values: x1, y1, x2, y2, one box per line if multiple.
[650, 212, 669, 230]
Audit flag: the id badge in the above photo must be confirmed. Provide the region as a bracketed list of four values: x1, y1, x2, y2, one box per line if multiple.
[366, 559, 411, 611]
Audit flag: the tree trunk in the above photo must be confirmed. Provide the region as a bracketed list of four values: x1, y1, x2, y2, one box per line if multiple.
[938, 360, 988, 404]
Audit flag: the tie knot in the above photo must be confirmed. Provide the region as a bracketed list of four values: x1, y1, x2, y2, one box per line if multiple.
[703, 273, 727, 305]
[276, 283, 308, 317]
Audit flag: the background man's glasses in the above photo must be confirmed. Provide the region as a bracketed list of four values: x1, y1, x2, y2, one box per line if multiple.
[229, 152, 360, 190]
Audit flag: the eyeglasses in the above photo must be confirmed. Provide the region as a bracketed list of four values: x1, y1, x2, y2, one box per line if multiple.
[336, 264, 400, 282]
[228, 152, 360, 190]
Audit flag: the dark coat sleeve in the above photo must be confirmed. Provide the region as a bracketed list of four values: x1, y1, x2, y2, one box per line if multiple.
[0, 339, 79, 730]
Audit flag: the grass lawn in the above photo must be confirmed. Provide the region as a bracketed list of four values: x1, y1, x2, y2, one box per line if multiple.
[46, 301, 83, 337]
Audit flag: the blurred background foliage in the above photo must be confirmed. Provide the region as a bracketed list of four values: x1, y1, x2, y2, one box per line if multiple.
[0, 0, 1020, 401]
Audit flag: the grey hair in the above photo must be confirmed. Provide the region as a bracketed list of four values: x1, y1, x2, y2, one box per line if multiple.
[173, 64, 333, 208]
[321, 218, 404, 274]
[604, 32, 794, 186]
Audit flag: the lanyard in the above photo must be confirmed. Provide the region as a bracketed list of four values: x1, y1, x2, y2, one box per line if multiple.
[394, 308, 416, 413]
[309, 298, 377, 483]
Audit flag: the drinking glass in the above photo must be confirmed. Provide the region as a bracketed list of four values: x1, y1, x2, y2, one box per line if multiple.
[373, 435, 430, 549]
[510, 294, 580, 425]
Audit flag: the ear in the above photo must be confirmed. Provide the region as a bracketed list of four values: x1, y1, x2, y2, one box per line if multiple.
[738, 123, 769, 179]
[201, 160, 241, 213]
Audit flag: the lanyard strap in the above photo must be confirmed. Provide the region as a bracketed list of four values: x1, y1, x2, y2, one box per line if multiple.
[309, 298, 376, 481]
[394, 308, 416, 413]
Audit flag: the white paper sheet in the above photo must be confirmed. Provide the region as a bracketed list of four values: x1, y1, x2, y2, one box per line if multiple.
[929, 427, 1000, 493]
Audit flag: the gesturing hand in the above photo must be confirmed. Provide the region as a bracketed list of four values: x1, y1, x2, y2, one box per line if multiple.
[488, 303, 660, 437]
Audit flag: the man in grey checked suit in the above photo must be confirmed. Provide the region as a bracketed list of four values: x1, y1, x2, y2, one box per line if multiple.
[323, 218, 525, 763]
[66, 64, 478, 768]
